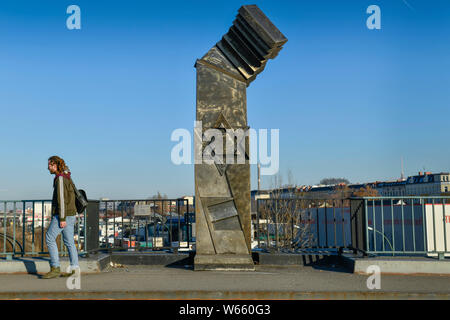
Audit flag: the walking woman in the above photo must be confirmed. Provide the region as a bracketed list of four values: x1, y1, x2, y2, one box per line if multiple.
[42, 155, 79, 279]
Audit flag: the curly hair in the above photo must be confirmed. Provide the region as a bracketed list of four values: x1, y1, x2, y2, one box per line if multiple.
[48, 155, 68, 174]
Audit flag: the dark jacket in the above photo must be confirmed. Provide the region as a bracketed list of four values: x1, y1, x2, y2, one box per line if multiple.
[51, 170, 77, 221]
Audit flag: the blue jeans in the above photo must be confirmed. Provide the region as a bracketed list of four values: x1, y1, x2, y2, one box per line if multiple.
[45, 215, 79, 268]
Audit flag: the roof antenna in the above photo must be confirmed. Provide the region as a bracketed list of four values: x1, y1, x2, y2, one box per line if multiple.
[401, 156, 405, 180]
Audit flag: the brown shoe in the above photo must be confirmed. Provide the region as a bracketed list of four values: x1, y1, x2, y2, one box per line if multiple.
[42, 267, 61, 279]
[60, 270, 75, 277]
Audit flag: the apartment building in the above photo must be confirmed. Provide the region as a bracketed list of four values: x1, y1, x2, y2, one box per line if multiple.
[405, 172, 450, 196]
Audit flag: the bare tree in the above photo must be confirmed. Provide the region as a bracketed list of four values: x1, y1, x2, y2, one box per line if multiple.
[352, 185, 379, 197]
[256, 172, 316, 251]
[320, 177, 350, 185]
[150, 192, 170, 216]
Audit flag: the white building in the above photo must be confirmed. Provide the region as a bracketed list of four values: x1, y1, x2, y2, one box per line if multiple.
[181, 196, 194, 206]
[23, 202, 52, 228]
[405, 172, 450, 196]
[376, 180, 406, 197]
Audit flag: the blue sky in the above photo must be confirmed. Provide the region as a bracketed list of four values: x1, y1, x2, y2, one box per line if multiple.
[0, 0, 449, 200]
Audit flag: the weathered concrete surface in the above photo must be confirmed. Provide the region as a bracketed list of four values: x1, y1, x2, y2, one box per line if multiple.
[0, 253, 109, 274]
[194, 254, 255, 271]
[3, 252, 449, 275]
[110, 252, 194, 266]
[0, 252, 198, 274]
[254, 252, 338, 266]
[341, 255, 450, 275]
[0, 264, 449, 300]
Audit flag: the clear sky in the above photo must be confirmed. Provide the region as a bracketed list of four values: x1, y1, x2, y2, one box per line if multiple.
[0, 0, 449, 200]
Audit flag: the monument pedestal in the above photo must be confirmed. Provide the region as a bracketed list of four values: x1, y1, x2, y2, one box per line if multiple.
[194, 254, 255, 271]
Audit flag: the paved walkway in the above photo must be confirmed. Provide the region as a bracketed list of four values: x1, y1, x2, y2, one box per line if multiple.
[1, 264, 449, 299]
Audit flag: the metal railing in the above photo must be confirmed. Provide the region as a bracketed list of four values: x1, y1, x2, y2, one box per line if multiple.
[256, 196, 450, 259]
[255, 198, 352, 254]
[0, 198, 193, 257]
[0, 200, 87, 258]
[3, 196, 447, 259]
[98, 199, 193, 253]
[351, 196, 450, 259]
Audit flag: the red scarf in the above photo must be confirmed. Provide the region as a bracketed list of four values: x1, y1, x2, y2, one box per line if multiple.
[54, 171, 71, 182]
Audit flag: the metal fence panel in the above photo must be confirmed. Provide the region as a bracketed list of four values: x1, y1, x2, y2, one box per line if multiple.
[98, 199, 193, 252]
[0, 200, 87, 257]
[354, 197, 450, 258]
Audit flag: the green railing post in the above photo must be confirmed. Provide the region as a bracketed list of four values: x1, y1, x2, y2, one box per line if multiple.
[333, 201, 337, 248]
[432, 198, 437, 256]
[22, 202, 25, 257]
[3, 202, 6, 255]
[412, 198, 416, 253]
[41, 201, 44, 254]
[12, 202, 16, 256]
[113, 201, 116, 249]
[256, 199, 260, 249]
[364, 199, 369, 254]
[391, 198, 395, 255]
[381, 199, 385, 252]
[443, 199, 447, 255]
[84, 205, 87, 254]
[275, 201, 279, 251]
[121, 202, 125, 249]
[105, 201, 109, 250]
[401, 198, 405, 253]
[341, 199, 345, 247]
[316, 206, 320, 248]
[178, 200, 182, 251]
[31, 201, 35, 255]
[324, 201, 328, 247]
[422, 198, 427, 254]
[372, 199, 376, 252]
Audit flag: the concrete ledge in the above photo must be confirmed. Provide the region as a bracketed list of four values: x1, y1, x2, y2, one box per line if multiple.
[340, 255, 450, 275]
[194, 254, 255, 271]
[0, 252, 194, 273]
[5, 251, 448, 276]
[108, 252, 336, 269]
[110, 252, 194, 267]
[253, 252, 340, 266]
[0, 253, 110, 274]
[0, 251, 341, 273]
